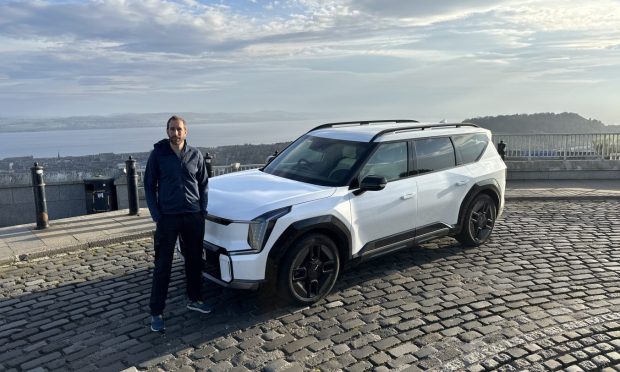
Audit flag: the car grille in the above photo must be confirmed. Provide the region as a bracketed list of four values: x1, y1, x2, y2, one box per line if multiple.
[202, 241, 224, 280]
[202, 248, 221, 279]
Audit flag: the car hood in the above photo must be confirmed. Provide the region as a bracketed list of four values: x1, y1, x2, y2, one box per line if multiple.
[208, 169, 336, 220]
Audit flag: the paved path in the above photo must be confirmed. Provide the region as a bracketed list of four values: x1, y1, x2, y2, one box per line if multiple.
[2, 200, 620, 371]
[0, 209, 154, 266]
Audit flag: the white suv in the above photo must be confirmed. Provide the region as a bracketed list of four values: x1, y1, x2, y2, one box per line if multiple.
[200, 120, 506, 304]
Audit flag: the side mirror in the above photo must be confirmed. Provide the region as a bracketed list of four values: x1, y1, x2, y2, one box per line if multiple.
[359, 175, 387, 191]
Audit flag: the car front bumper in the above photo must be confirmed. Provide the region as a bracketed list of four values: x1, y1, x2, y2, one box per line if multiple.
[201, 241, 264, 290]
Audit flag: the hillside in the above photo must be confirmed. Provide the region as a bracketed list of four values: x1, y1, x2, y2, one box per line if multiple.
[463, 112, 620, 134]
[0, 111, 312, 133]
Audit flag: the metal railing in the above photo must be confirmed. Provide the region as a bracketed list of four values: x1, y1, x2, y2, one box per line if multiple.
[492, 133, 620, 160]
[212, 163, 263, 176]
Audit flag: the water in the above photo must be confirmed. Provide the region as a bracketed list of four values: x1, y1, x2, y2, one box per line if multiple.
[0, 120, 319, 159]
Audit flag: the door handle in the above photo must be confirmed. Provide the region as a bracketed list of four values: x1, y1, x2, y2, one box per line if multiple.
[455, 180, 468, 186]
[401, 193, 415, 200]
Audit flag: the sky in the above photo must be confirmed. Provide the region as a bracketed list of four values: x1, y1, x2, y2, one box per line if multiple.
[0, 0, 619, 125]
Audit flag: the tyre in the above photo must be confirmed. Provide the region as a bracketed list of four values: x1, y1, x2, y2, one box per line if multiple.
[457, 194, 497, 246]
[278, 233, 340, 304]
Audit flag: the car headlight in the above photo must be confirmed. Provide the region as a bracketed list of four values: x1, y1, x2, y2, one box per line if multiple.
[246, 206, 291, 252]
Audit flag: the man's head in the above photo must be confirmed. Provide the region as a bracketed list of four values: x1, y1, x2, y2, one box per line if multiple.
[167, 115, 187, 148]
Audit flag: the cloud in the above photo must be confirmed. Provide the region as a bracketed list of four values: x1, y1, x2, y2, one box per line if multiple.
[348, 0, 509, 19]
[0, 0, 619, 124]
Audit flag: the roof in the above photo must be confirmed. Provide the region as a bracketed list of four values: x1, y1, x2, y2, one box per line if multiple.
[307, 120, 487, 142]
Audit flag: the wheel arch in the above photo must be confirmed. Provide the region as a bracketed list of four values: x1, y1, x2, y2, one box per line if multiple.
[266, 215, 351, 279]
[455, 180, 501, 234]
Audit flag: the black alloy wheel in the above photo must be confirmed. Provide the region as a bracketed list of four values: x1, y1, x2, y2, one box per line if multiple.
[457, 194, 497, 246]
[279, 234, 340, 304]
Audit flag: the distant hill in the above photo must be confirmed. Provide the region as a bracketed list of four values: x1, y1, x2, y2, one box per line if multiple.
[463, 112, 620, 134]
[0, 111, 313, 133]
[2, 111, 618, 134]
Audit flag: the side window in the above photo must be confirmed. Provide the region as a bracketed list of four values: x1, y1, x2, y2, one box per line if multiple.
[359, 142, 408, 182]
[414, 137, 455, 174]
[453, 133, 489, 164]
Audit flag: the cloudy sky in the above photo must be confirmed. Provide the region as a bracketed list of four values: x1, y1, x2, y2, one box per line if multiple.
[0, 0, 619, 124]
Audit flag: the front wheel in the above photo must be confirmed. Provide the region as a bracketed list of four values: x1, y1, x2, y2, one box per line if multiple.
[457, 194, 497, 246]
[278, 234, 340, 304]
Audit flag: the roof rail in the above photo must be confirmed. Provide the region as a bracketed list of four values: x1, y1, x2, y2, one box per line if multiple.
[309, 119, 419, 132]
[370, 122, 480, 141]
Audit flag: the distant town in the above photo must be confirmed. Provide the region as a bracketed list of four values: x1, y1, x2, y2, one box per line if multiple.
[0, 142, 289, 186]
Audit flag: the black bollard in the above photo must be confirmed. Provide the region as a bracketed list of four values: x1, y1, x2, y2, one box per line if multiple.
[30, 162, 49, 229]
[205, 152, 213, 178]
[125, 156, 140, 215]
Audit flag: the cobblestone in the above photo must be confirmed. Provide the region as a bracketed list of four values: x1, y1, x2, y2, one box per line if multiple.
[1, 200, 620, 370]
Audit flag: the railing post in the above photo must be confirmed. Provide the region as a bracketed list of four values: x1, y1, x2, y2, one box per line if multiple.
[563, 135, 568, 160]
[205, 152, 213, 178]
[30, 162, 49, 229]
[125, 156, 140, 215]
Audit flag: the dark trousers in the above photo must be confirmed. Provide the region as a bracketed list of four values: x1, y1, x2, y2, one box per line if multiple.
[149, 212, 205, 316]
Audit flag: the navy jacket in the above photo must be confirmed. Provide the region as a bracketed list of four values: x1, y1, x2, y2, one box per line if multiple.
[144, 139, 208, 222]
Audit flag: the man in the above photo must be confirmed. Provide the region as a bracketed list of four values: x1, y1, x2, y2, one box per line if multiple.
[144, 115, 211, 332]
[497, 140, 506, 160]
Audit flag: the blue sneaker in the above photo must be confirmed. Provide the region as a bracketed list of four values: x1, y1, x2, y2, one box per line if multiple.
[187, 301, 212, 314]
[150, 315, 165, 332]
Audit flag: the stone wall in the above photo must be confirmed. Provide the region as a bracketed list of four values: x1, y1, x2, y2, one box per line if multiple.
[0, 182, 87, 227]
[114, 176, 147, 210]
[0, 177, 148, 228]
[506, 160, 620, 180]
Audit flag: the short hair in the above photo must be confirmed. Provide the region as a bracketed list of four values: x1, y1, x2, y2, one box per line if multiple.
[166, 115, 186, 129]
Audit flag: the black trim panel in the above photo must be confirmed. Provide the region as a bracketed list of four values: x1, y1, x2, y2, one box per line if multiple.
[454, 180, 501, 234]
[267, 214, 352, 265]
[354, 222, 453, 261]
[416, 222, 450, 237]
[206, 214, 234, 226]
[201, 272, 262, 290]
[356, 228, 416, 258]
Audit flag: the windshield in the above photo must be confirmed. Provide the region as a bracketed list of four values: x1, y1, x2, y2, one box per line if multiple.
[263, 134, 372, 186]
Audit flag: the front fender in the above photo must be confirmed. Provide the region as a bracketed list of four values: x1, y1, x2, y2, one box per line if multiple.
[266, 215, 351, 277]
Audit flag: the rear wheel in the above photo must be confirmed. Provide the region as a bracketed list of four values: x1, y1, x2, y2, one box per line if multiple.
[457, 194, 497, 246]
[278, 233, 340, 304]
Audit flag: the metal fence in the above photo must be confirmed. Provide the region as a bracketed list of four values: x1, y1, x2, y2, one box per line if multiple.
[212, 163, 263, 176]
[492, 133, 620, 160]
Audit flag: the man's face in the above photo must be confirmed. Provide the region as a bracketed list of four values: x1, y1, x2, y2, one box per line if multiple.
[167, 119, 187, 146]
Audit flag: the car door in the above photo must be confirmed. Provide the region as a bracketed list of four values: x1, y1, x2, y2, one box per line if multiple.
[349, 141, 416, 257]
[413, 137, 473, 231]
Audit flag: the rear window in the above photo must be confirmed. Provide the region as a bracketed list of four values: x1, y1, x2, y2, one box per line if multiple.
[414, 137, 456, 174]
[452, 133, 489, 164]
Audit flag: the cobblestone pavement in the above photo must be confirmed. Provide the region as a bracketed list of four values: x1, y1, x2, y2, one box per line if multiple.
[2, 200, 620, 372]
